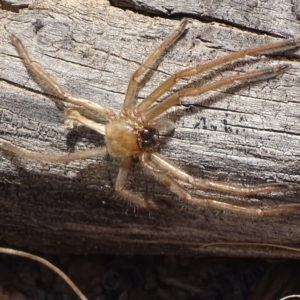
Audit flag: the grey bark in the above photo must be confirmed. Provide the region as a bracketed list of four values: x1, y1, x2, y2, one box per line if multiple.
[112, 0, 300, 37]
[1, 0, 300, 257]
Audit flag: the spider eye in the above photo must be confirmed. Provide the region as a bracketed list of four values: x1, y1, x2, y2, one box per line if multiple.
[140, 128, 154, 140]
[139, 128, 158, 149]
[142, 139, 154, 148]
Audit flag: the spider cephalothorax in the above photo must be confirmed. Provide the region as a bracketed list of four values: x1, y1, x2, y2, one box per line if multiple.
[1, 19, 300, 215]
[105, 115, 159, 158]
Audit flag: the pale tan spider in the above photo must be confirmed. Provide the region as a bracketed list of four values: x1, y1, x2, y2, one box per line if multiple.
[1, 19, 300, 215]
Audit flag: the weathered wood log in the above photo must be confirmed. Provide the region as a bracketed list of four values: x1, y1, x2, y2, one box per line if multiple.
[1, 0, 300, 258]
[112, 0, 300, 37]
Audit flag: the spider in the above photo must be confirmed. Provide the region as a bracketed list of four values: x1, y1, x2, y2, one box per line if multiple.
[1, 19, 300, 216]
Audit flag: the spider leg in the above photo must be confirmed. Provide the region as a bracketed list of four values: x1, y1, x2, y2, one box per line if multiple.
[140, 152, 168, 174]
[143, 64, 289, 121]
[122, 19, 188, 114]
[0, 139, 106, 163]
[150, 152, 298, 195]
[135, 35, 300, 115]
[151, 171, 300, 216]
[65, 109, 106, 135]
[115, 157, 166, 208]
[10, 34, 115, 118]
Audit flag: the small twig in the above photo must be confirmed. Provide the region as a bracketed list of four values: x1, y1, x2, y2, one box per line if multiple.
[279, 295, 300, 300]
[201, 242, 300, 253]
[0, 247, 88, 300]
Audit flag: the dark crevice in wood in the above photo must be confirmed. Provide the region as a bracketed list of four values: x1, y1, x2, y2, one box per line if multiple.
[0, 0, 28, 13]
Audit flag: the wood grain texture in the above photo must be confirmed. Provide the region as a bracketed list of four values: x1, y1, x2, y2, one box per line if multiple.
[1, 0, 300, 257]
[112, 0, 300, 36]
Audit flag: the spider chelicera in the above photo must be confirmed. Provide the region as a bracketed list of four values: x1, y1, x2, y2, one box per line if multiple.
[1, 19, 300, 215]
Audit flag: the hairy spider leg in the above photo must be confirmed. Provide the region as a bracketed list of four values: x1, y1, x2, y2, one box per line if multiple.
[65, 109, 106, 135]
[135, 34, 300, 115]
[115, 157, 163, 208]
[10, 34, 115, 118]
[149, 168, 300, 216]
[140, 152, 168, 174]
[150, 153, 297, 195]
[0, 34, 113, 163]
[0, 139, 106, 163]
[143, 65, 289, 121]
[122, 18, 188, 114]
[0, 106, 107, 163]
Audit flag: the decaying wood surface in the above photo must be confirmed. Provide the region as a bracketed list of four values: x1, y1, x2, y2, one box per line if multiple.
[112, 0, 300, 37]
[1, 0, 300, 257]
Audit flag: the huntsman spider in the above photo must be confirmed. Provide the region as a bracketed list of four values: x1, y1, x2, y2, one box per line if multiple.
[1, 19, 300, 215]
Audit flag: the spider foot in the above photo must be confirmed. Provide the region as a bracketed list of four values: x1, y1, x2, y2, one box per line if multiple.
[259, 182, 300, 193]
[281, 183, 299, 190]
